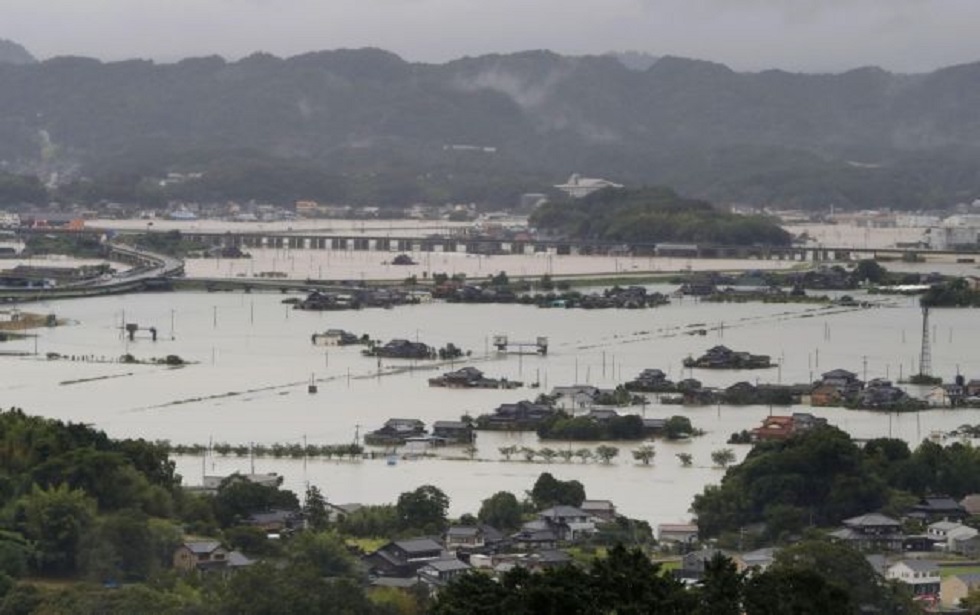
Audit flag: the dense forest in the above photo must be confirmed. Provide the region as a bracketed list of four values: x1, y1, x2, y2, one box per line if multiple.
[0, 408, 398, 614]
[2, 47, 980, 208]
[692, 426, 980, 542]
[530, 188, 791, 245]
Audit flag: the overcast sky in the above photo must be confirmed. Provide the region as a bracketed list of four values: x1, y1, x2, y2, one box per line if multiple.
[4, 0, 979, 73]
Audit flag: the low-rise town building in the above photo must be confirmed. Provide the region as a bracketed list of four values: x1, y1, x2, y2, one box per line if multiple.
[828, 513, 903, 551]
[886, 560, 940, 602]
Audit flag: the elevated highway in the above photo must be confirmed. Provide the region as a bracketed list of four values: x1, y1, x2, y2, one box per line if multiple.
[0, 241, 184, 303]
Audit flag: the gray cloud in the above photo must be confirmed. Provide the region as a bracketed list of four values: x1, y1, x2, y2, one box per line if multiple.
[3, 0, 979, 72]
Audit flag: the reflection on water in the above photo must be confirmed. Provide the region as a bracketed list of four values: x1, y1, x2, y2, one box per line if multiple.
[2, 289, 977, 525]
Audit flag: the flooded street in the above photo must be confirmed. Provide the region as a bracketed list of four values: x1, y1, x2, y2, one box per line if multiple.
[2, 287, 978, 526]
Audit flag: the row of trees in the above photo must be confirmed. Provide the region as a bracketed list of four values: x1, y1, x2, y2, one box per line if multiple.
[166, 441, 364, 460]
[495, 444, 732, 468]
[497, 444, 621, 464]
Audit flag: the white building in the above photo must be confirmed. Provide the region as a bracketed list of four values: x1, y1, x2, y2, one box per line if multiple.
[554, 173, 623, 199]
[925, 215, 980, 250]
[886, 560, 940, 599]
[0, 212, 20, 228]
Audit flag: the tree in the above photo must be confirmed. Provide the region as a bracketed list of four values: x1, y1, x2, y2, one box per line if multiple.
[530, 473, 586, 509]
[695, 553, 744, 615]
[574, 448, 594, 464]
[851, 259, 886, 285]
[498, 445, 518, 461]
[396, 485, 449, 533]
[477, 491, 523, 532]
[763, 504, 807, 542]
[711, 449, 736, 468]
[0, 532, 30, 579]
[463, 444, 478, 460]
[16, 484, 96, 575]
[213, 477, 299, 528]
[538, 448, 558, 463]
[490, 271, 510, 287]
[632, 445, 656, 465]
[960, 586, 980, 613]
[287, 531, 358, 578]
[677, 453, 694, 467]
[595, 445, 620, 464]
[225, 525, 277, 558]
[589, 544, 695, 613]
[216, 561, 381, 615]
[743, 567, 852, 615]
[665, 415, 694, 440]
[770, 540, 915, 612]
[692, 427, 893, 538]
[303, 485, 330, 531]
[78, 508, 158, 581]
[336, 505, 399, 538]
[521, 447, 537, 462]
[0, 583, 43, 615]
[29, 447, 165, 514]
[431, 570, 509, 615]
[557, 449, 575, 463]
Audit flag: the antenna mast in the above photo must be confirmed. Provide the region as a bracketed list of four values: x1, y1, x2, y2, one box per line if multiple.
[919, 306, 931, 377]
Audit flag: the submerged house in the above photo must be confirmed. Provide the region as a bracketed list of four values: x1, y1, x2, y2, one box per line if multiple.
[750, 413, 828, 441]
[683, 345, 772, 370]
[364, 418, 427, 445]
[368, 339, 435, 360]
[476, 400, 556, 430]
[311, 329, 361, 346]
[428, 366, 519, 389]
[625, 369, 675, 392]
[431, 420, 475, 444]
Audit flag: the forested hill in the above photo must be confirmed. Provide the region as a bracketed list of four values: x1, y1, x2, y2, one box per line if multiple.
[530, 187, 791, 245]
[0, 40, 35, 65]
[4, 47, 980, 208]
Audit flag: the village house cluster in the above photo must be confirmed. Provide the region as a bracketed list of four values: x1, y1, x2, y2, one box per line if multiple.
[362, 499, 621, 590]
[673, 495, 980, 610]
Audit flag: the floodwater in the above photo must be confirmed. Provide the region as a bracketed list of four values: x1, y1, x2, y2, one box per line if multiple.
[1, 288, 978, 527]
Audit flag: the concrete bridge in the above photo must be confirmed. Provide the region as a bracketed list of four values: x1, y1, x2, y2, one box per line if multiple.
[174, 230, 868, 262]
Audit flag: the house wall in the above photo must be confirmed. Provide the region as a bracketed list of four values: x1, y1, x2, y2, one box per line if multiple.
[173, 547, 197, 571]
[940, 577, 978, 608]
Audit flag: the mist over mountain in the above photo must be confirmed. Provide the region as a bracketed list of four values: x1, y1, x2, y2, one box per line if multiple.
[2, 47, 980, 209]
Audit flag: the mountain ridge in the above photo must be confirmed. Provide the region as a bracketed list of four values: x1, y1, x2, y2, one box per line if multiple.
[0, 39, 36, 65]
[2, 47, 980, 209]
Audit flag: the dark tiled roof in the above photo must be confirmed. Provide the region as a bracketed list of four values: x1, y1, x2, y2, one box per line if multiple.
[393, 538, 443, 554]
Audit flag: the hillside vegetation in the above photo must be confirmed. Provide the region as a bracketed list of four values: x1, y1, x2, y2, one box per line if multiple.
[530, 187, 791, 245]
[2, 48, 980, 207]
